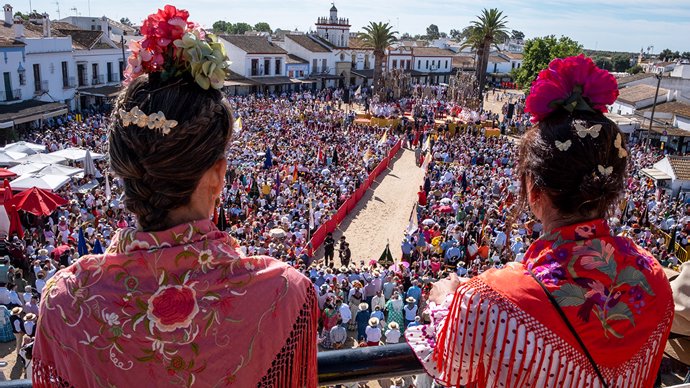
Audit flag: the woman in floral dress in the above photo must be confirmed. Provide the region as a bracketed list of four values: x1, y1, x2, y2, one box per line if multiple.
[32, 6, 318, 388]
[406, 56, 674, 387]
[386, 292, 405, 333]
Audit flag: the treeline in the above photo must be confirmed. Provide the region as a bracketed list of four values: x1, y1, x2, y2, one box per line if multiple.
[212, 21, 273, 35]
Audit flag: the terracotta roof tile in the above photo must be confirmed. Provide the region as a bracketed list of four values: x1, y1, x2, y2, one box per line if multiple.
[617, 83, 668, 105]
[286, 34, 331, 53]
[219, 35, 287, 54]
[411, 47, 454, 57]
[667, 156, 690, 181]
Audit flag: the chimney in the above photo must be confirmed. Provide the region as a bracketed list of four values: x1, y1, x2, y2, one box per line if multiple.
[100, 16, 109, 38]
[3, 4, 12, 25]
[13, 17, 24, 39]
[42, 13, 51, 37]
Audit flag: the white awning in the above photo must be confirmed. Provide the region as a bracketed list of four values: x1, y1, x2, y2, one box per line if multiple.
[641, 168, 672, 181]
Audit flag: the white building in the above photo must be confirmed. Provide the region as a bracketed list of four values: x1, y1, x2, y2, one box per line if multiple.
[315, 5, 350, 49]
[644, 155, 690, 197]
[1, 5, 73, 129]
[610, 83, 670, 115]
[220, 34, 296, 93]
[58, 15, 136, 37]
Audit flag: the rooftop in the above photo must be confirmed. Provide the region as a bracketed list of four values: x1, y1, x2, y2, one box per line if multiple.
[617, 83, 668, 105]
[667, 156, 690, 181]
[411, 47, 454, 57]
[286, 34, 331, 53]
[219, 35, 287, 54]
[617, 72, 654, 86]
[641, 101, 690, 119]
[287, 54, 308, 64]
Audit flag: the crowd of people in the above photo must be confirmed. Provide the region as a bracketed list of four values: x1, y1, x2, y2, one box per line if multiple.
[0, 83, 686, 385]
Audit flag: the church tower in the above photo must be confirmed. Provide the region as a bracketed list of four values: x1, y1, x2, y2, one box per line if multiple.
[315, 3, 350, 48]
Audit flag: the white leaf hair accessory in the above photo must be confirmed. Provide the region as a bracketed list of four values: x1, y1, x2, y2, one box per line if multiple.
[575, 123, 602, 139]
[555, 140, 572, 151]
[597, 165, 613, 176]
[118, 107, 178, 136]
[614, 133, 628, 158]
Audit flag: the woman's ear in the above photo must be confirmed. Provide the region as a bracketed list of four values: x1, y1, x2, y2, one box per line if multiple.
[211, 159, 228, 194]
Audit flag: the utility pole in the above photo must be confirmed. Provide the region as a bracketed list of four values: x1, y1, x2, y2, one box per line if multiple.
[121, 35, 126, 83]
[54, 0, 60, 19]
[647, 72, 663, 148]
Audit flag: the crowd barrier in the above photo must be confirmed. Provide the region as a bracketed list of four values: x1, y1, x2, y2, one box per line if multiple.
[307, 140, 402, 256]
[370, 117, 401, 128]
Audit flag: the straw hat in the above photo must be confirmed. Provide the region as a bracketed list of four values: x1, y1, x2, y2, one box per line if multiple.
[665, 262, 690, 365]
[339, 267, 348, 273]
[24, 313, 36, 321]
[368, 317, 379, 327]
[358, 302, 369, 311]
[11, 307, 22, 316]
[388, 321, 399, 330]
[406, 297, 417, 304]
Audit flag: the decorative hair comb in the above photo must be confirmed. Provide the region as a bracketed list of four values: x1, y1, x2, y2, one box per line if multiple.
[575, 123, 602, 139]
[525, 55, 620, 123]
[125, 5, 230, 90]
[118, 107, 178, 135]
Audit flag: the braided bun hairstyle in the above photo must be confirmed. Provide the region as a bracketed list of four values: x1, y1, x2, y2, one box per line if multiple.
[109, 74, 232, 231]
[518, 109, 627, 218]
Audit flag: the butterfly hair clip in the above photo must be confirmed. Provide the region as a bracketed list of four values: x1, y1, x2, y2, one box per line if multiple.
[118, 106, 178, 135]
[555, 140, 572, 152]
[597, 164, 613, 176]
[575, 123, 602, 139]
[614, 133, 628, 158]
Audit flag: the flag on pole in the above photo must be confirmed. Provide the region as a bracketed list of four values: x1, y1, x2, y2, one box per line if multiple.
[104, 173, 112, 200]
[234, 117, 243, 134]
[309, 200, 315, 230]
[355, 85, 361, 97]
[422, 134, 431, 152]
[377, 129, 388, 146]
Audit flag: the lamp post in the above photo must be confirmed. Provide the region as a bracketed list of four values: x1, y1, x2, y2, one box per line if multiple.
[647, 72, 663, 148]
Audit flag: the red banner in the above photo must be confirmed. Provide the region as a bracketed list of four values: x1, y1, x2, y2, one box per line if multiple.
[306, 140, 402, 256]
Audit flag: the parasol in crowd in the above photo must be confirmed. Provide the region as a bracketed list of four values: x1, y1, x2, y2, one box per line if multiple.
[437, 205, 453, 214]
[269, 228, 286, 239]
[3, 180, 22, 238]
[216, 206, 228, 231]
[83, 150, 97, 177]
[92, 239, 104, 255]
[422, 218, 436, 226]
[77, 227, 88, 256]
[0, 168, 17, 179]
[6, 187, 68, 216]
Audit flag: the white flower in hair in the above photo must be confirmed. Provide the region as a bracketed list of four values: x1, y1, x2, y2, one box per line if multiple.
[575, 123, 602, 139]
[597, 165, 613, 176]
[118, 107, 178, 135]
[555, 140, 572, 151]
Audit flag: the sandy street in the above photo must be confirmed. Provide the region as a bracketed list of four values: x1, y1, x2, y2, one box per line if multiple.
[314, 148, 425, 266]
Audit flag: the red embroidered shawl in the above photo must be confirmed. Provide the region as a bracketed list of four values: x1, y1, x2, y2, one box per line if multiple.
[33, 220, 318, 387]
[407, 219, 673, 387]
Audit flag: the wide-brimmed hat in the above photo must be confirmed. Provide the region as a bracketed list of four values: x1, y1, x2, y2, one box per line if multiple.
[24, 313, 36, 321]
[339, 267, 348, 273]
[358, 302, 369, 311]
[665, 262, 690, 365]
[388, 321, 399, 330]
[368, 317, 379, 326]
[406, 297, 416, 304]
[11, 307, 22, 316]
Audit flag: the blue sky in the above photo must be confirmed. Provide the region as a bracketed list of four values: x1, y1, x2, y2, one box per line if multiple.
[21, 0, 690, 53]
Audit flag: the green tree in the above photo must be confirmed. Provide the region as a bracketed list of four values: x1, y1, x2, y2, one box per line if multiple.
[627, 65, 643, 74]
[449, 29, 462, 40]
[120, 17, 133, 27]
[464, 8, 509, 101]
[659, 48, 674, 61]
[212, 20, 230, 33]
[595, 57, 613, 71]
[612, 54, 632, 72]
[233, 22, 253, 35]
[513, 35, 583, 92]
[401, 32, 412, 40]
[254, 22, 272, 33]
[510, 29, 525, 41]
[426, 24, 440, 40]
[358, 21, 397, 92]
[683, 52, 690, 60]
[13, 11, 29, 20]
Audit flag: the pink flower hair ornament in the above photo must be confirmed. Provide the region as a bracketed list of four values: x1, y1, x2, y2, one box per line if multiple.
[525, 55, 619, 123]
[124, 5, 230, 90]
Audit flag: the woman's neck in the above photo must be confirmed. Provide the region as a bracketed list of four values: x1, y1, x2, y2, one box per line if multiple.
[540, 212, 600, 234]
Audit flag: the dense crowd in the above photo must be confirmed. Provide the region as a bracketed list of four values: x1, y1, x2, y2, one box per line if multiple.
[0, 87, 687, 385]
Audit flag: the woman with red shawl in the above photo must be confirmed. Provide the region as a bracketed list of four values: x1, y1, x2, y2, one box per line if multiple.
[406, 55, 674, 387]
[32, 6, 317, 387]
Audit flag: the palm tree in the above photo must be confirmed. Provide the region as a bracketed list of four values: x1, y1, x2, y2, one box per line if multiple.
[463, 8, 509, 103]
[358, 22, 397, 92]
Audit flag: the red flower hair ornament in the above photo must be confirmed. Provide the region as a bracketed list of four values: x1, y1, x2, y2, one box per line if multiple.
[525, 55, 619, 123]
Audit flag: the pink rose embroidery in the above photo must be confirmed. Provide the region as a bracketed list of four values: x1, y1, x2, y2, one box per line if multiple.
[147, 285, 199, 332]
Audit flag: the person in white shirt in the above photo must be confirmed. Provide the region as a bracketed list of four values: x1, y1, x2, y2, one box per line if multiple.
[0, 286, 11, 306]
[385, 321, 401, 344]
[336, 298, 351, 328]
[365, 317, 382, 346]
[7, 284, 21, 308]
[404, 297, 418, 328]
[371, 290, 386, 313]
[35, 272, 47, 295]
[329, 319, 347, 349]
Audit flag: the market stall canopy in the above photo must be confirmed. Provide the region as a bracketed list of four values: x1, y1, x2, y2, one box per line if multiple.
[6, 186, 69, 216]
[0, 151, 27, 167]
[2, 141, 46, 155]
[16, 153, 67, 165]
[8, 163, 48, 176]
[10, 174, 71, 191]
[49, 148, 105, 162]
[39, 165, 83, 177]
[0, 168, 17, 179]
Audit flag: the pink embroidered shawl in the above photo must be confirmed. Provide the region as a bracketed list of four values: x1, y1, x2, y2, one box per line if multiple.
[33, 220, 318, 387]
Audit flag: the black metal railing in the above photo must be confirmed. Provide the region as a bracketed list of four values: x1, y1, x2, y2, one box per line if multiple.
[0, 343, 422, 387]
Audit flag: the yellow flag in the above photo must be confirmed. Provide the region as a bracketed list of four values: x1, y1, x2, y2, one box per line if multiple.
[234, 117, 242, 134]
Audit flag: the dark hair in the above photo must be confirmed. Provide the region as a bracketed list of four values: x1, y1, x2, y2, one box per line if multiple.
[518, 109, 627, 218]
[109, 74, 232, 231]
